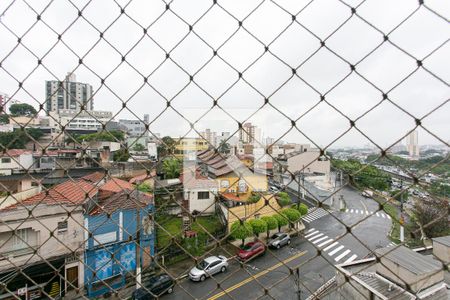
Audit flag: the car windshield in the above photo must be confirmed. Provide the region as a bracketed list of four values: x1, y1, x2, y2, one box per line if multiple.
[271, 234, 281, 239]
[242, 244, 253, 251]
[196, 260, 208, 270]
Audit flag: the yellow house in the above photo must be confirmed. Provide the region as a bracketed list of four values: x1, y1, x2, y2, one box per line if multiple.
[173, 137, 209, 160]
[197, 150, 268, 201]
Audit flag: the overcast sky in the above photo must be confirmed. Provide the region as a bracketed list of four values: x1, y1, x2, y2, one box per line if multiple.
[0, 0, 449, 148]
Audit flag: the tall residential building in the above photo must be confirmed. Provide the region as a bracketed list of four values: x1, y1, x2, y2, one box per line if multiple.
[239, 122, 261, 144]
[45, 73, 94, 114]
[200, 128, 217, 147]
[405, 130, 419, 158]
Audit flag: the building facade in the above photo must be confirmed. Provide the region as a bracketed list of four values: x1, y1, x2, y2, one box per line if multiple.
[405, 130, 420, 158]
[45, 73, 94, 114]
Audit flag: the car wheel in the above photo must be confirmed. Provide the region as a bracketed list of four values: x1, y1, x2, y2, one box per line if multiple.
[221, 266, 227, 273]
[200, 275, 206, 282]
[276, 244, 281, 249]
[167, 287, 173, 294]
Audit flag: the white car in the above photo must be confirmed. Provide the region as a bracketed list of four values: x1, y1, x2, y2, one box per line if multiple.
[189, 255, 228, 282]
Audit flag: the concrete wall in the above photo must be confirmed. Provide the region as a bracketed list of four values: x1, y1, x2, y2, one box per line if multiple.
[286, 151, 330, 176]
[433, 241, 450, 265]
[0, 186, 41, 209]
[0, 204, 84, 272]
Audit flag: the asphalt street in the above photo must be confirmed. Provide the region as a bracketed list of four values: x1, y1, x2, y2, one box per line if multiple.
[160, 181, 393, 300]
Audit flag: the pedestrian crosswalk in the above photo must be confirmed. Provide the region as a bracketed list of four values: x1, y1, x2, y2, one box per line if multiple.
[304, 228, 358, 264]
[344, 208, 391, 219]
[302, 208, 329, 223]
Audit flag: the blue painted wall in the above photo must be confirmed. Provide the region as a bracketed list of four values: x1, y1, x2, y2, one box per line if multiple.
[84, 206, 155, 298]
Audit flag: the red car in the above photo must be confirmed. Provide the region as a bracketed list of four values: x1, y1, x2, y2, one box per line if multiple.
[237, 241, 266, 261]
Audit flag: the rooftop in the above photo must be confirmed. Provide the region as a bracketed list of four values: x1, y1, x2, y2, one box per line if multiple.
[89, 189, 153, 215]
[432, 236, 450, 247]
[376, 246, 442, 275]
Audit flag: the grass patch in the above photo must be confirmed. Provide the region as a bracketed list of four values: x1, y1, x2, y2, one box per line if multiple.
[156, 214, 223, 250]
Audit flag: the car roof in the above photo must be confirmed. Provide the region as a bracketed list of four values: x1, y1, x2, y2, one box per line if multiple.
[204, 256, 220, 263]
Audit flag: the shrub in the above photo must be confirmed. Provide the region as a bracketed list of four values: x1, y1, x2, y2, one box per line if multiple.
[273, 213, 289, 231]
[248, 193, 261, 204]
[261, 216, 278, 237]
[277, 191, 291, 207]
[282, 208, 301, 223]
[249, 219, 267, 237]
[297, 203, 308, 216]
[230, 221, 253, 245]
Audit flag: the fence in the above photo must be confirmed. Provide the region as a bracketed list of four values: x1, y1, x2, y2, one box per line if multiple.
[0, 0, 449, 299]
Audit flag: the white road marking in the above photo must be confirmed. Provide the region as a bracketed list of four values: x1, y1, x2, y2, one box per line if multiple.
[305, 230, 319, 238]
[323, 242, 339, 251]
[317, 239, 334, 248]
[345, 209, 349, 212]
[344, 254, 358, 264]
[312, 236, 329, 244]
[335, 249, 351, 262]
[308, 233, 324, 241]
[328, 245, 344, 256]
[386, 214, 391, 219]
[376, 212, 380, 217]
[381, 214, 386, 218]
[306, 228, 315, 233]
[350, 209, 354, 213]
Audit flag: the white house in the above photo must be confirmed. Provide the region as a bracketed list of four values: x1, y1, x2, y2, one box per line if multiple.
[181, 169, 218, 215]
[0, 150, 34, 175]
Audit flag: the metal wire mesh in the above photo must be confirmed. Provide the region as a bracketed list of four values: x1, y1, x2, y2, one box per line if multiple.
[0, 0, 449, 299]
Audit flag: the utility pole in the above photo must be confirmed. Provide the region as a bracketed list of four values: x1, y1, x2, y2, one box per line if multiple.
[296, 268, 301, 300]
[136, 192, 142, 289]
[399, 179, 404, 243]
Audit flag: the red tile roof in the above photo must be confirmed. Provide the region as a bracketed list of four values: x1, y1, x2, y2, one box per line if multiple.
[89, 190, 153, 215]
[0, 149, 32, 157]
[81, 171, 107, 184]
[129, 171, 156, 184]
[100, 178, 134, 193]
[2, 180, 98, 210]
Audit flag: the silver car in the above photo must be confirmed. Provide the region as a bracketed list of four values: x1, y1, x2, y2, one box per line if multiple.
[268, 232, 291, 249]
[189, 255, 228, 282]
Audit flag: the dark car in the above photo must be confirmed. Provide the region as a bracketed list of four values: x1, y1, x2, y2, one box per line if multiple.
[268, 232, 291, 249]
[237, 241, 266, 261]
[131, 274, 174, 300]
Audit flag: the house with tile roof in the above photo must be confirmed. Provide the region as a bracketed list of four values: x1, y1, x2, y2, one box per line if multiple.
[197, 150, 268, 202]
[84, 189, 155, 298]
[0, 178, 99, 298]
[180, 167, 218, 215]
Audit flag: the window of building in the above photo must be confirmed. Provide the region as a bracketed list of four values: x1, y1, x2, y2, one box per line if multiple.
[57, 221, 68, 233]
[12, 229, 28, 248]
[198, 191, 210, 200]
[1, 157, 11, 163]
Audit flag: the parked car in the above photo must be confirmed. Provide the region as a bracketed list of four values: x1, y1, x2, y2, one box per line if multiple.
[362, 190, 373, 198]
[269, 186, 279, 193]
[267, 232, 291, 249]
[237, 241, 266, 261]
[189, 255, 228, 282]
[131, 273, 174, 300]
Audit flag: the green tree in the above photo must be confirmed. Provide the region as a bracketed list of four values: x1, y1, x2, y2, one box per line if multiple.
[218, 142, 231, 154]
[157, 136, 176, 158]
[248, 219, 267, 238]
[282, 208, 301, 227]
[162, 158, 181, 179]
[277, 191, 291, 207]
[230, 220, 253, 246]
[137, 182, 152, 193]
[0, 114, 9, 124]
[133, 143, 145, 151]
[9, 103, 37, 117]
[261, 216, 278, 238]
[75, 130, 125, 143]
[297, 203, 308, 216]
[273, 213, 289, 232]
[113, 148, 130, 162]
[0, 128, 44, 149]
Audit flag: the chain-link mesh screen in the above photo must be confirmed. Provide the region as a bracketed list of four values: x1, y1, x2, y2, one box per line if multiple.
[0, 0, 449, 299]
